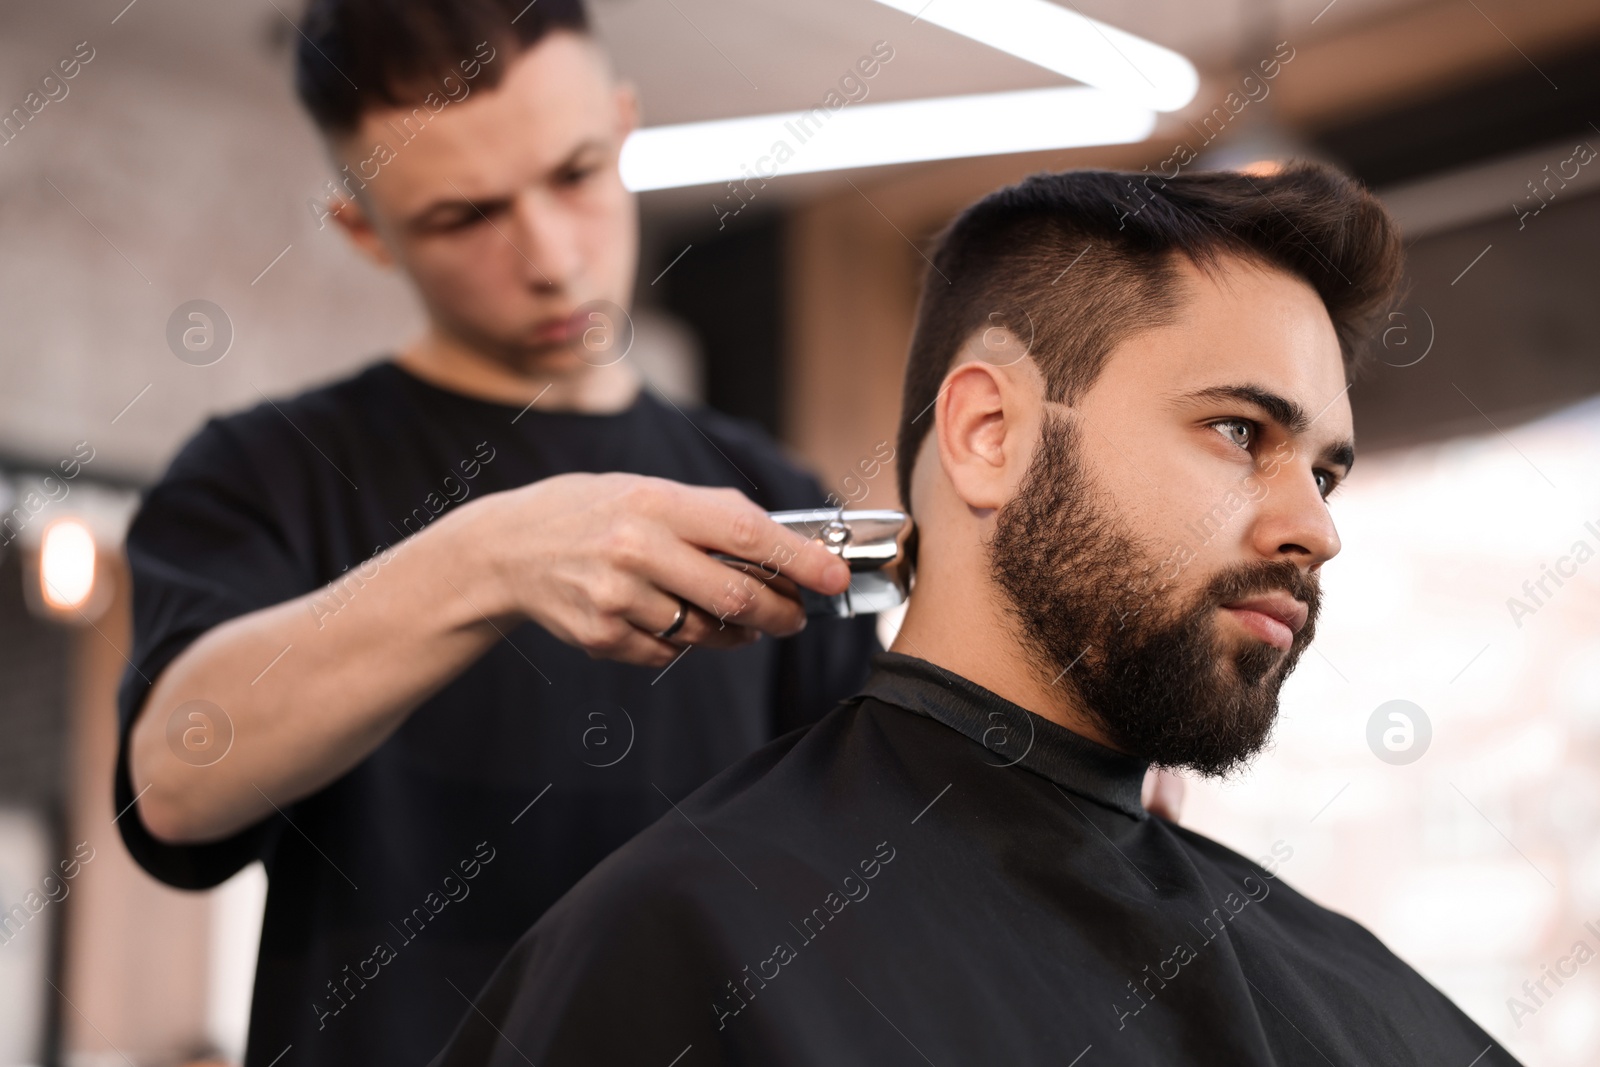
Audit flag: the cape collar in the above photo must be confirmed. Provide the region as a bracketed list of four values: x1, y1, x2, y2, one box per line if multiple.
[859, 651, 1152, 821]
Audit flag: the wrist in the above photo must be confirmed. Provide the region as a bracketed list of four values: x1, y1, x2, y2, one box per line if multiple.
[428, 493, 519, 623]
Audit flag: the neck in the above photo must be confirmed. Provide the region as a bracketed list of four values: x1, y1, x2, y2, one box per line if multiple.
[889, 566, 1125, 753]
[397, 326, 642, 413]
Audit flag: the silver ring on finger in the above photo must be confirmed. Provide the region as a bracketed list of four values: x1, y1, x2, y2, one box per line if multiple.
[654, 596, 691, 641]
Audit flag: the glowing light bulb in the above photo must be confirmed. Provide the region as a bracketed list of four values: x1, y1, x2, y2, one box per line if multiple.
[40, 519, 96, 611]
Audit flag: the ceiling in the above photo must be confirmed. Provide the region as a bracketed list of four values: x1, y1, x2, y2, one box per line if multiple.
[8, 0, 1593, 216]
[1, 0, 1595, 484]
[0, 0, 1442, 131]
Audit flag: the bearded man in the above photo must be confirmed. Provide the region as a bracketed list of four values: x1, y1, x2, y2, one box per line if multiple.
[428, 162, 1522, 1067]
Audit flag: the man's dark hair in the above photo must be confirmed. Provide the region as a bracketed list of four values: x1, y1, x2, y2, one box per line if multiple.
[894, 161, 1405, 513]
[295, 0, 590, 136]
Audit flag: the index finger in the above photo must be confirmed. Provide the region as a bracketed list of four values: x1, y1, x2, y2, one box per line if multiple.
[664, 486, 851, 597]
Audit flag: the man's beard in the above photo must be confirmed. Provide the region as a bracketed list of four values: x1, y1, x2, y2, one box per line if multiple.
[988, 412, 1321, 778]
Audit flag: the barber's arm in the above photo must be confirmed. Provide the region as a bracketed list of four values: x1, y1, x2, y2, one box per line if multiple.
[129, 472, 851, 845]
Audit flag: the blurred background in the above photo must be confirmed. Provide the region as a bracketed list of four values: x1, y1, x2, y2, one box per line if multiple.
[1, 0, 1597, 1063]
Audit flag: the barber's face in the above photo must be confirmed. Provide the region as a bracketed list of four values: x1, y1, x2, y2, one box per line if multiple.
[332, 33, 639, 370]
[990, 256, 1352, 775]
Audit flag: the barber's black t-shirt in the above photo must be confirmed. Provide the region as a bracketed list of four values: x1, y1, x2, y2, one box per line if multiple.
[113, 361, 879, 1067]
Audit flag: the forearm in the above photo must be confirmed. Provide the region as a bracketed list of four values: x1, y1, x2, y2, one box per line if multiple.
[129, 499, 510, 844]
[127, 471, 854, 844]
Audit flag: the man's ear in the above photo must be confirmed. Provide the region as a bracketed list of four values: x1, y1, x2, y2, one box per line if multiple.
[328, 193, 396, 268]
[934, 347, 1039, 512]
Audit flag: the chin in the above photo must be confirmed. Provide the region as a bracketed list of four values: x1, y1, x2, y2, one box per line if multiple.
[506, 339, 586, 371]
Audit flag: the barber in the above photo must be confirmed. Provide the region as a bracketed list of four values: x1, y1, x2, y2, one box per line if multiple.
[115, 3, 876, 1065]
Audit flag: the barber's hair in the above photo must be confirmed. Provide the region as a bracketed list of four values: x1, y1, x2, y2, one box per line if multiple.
[894, 161, 1404, 513]
[295, 0, 590, 136]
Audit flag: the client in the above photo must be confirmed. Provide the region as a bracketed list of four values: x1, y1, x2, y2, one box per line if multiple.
[431, 163, 1521, 1066]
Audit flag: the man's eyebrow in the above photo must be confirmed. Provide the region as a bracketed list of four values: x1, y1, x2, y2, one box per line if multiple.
[1176, 383, 1356, 472]
[559, 137, 610, 164]
[1324, 440, 1355, 475]
[1178, 384, 1309, 434]
[408, 139, 611, 227]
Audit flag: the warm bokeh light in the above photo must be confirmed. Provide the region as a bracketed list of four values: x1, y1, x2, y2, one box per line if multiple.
[1236, 159, 1285, 176]
[39, 519, 96, 612]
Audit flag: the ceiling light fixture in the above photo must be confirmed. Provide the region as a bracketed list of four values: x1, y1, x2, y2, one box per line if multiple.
[870, 0, 1198, 113]
[620, 86, 1155, 192]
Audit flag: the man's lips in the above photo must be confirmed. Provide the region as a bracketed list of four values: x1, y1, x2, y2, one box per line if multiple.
[530, 316, 575, 343]
[1219, 592, 1309, 651]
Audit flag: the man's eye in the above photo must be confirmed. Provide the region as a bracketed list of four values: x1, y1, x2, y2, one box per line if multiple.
[1315, 470, 1340, 500]
[428, 211, 490, 234]
[559, 167, 597, 187]
[1211, 419, 1254, 450]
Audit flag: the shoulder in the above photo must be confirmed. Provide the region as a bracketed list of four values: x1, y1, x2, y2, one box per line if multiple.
[1167, 824, 1297, 884]
[447, 700, 914, 1060]
[153, 362, 401, 503]
[1165, 823, 1390, 941]
[1166, 824, 1315, 905]
[467, 733, 815, 1042]
[546, 700, 884, 924]
[187, 361, 394, 460]
[437, 702, 916, 1064]
[580, 725, 813, 898]
[639, 391, 830, 511]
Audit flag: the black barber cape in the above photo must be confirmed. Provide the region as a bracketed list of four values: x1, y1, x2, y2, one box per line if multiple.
[114, 361, 877, 1067]
[433, 652, 1522, 1067]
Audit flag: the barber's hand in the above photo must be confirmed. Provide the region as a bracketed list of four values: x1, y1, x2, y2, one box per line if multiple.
[1141, 767, 1187, 822]
[464, 473, 851, 667]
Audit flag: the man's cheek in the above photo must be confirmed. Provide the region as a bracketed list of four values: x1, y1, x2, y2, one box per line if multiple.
[1162, 543, 1196, 582]
[414, 253, 518, 328]
[585, 196, 641, 296]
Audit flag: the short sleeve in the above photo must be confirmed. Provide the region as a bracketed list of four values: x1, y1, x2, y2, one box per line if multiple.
[114, 418, 312, 888]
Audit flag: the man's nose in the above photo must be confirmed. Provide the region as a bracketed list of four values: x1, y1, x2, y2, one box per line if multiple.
[1250, 461, 1341, 569]
[508, 188, 581, 290]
